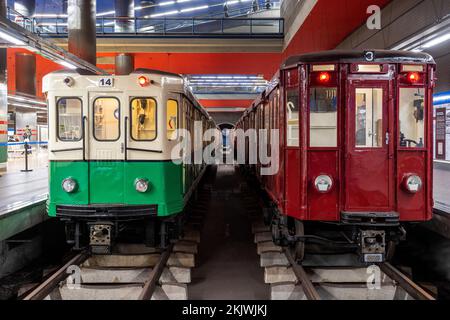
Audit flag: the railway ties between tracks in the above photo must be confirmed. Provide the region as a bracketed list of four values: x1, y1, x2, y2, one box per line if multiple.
[250, 219, 436, 300]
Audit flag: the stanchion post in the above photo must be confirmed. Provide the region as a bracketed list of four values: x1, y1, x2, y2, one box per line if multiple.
[21, 141, 33, 172]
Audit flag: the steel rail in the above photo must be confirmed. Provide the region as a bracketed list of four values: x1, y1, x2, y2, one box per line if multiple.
[284, 249, 321, 300]
[138, 244, 174, 300]
[380, 262, 435, 300]
[22, 251, 90, 300]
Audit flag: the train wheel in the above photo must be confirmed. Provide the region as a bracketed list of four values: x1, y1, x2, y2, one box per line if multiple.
[290, 220, 305, 262]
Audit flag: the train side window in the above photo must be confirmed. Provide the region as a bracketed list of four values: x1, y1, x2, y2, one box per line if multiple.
[355, 88, 383, 148]
[167, 99, 178, 140]
[93, 97, 120, 141]
[399, 88, 425, 148]
[57, 97, 82, 141]
[130, 97, 157, 141]
[286, 89, 299, 147]
[309, 88, 337, 147]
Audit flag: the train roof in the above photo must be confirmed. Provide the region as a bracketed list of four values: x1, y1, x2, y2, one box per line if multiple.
[131, 68, 183, 78]
[282, 50, 435, 69]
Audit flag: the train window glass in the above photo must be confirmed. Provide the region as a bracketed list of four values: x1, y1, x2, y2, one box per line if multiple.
[286, 89, 299, 147]
[309, 88, 337, 147]
[167, 99, 178, 140]
[93, 97, 120, 141]
[57, 97, 82, 141]
[355, 88, 383, 148]
[399, 88, 425, 148]
[130, 98, 157, 141]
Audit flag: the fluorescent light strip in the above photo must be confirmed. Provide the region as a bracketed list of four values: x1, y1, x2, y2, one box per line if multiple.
[434, 95, 450, 102]
[9, 95, 46, 106]
[0, 30, 26, 45]
[181, 5, 209, 13]
[423, 33, 450, 48]
[58, 60, 77, 69]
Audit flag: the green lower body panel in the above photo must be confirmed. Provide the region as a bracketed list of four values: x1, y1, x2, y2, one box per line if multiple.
[48, 161, 184, 218]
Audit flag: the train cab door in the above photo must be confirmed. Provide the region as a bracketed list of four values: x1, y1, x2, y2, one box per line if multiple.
[344, 81, 394, 212]
[87, 93, 125, 204]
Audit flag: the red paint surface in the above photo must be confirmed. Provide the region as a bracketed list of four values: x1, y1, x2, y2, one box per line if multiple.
[199, 99, 254, 108]
[236, 58, 434, 223]
[7, 48, 63, 97]
[283, 0, 391, 59]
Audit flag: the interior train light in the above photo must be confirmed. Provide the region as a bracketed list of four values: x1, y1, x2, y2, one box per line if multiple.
[318, 72, 330, 83]
[62, 178, 77, 193]
[404, 174, 422, 193]
[135, 178, 150, 193]
[314, 175, 333, 193]
[407, 72, 420, 83]
[138, 76, 150, 87]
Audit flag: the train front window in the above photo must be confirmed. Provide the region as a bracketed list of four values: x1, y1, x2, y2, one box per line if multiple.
[167, 99, 178, 140]
[57, 97, 82, 141]
[399, 88, 425, 148]
[130, 98, 157, 141]
[309, 88, 337, 147]
[355, 88, 383, 148]
[93, 98, 120, 141]
[286, 89, 299, 147]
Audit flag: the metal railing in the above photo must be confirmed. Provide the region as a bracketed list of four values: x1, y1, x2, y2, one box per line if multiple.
[6, 6, 284, 38]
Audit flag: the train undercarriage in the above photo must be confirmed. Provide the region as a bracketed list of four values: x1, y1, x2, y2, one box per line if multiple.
[60, 211, 184, 254]
[268, 208, 406, 263]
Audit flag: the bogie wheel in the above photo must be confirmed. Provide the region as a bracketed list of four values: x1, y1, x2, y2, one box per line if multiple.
[289, 220, 305, 262]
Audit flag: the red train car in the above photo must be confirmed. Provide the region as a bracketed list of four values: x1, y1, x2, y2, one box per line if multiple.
[235, 50, 436, 262]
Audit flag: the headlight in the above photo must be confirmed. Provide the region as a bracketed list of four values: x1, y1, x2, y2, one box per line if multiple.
[135, 178, 149, 193]
[62, 178, 77, 193]
[314, 175, 333, 193]
[405, 174, 422, 193]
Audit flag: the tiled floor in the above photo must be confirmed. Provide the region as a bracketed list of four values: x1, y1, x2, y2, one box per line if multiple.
[434, 162, 450, 213]
[0, 151, 48, 215]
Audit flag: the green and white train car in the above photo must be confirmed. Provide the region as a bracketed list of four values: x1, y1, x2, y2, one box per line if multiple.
[43, 69, 217, 252]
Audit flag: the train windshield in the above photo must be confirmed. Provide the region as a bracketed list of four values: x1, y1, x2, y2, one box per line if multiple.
[57, 97, 82, 141]
[286, 89, 299, 147]
[309, 88, 337, 147]
[93, 97, 120, 141]
[399, 88, 425, 148]
[355, 88, 383, 148]
[130, 98, 157, 141]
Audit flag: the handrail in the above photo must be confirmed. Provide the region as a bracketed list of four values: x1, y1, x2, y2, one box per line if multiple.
[5, 5, 284, 38]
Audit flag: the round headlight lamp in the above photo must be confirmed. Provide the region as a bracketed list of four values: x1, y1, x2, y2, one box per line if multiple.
[404, 174, 422, 193]
[135, 178, 149, 193]
[314, 175, 333, 193]
[62, 178, 77, 193]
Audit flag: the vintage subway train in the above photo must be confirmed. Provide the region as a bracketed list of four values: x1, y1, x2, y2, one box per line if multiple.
[235, 50, 436, 262]
[43, 69, 217, 253]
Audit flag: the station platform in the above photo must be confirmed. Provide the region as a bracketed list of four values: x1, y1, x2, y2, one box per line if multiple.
[433, 160, 450, 213]
[0, 165, 48, 242]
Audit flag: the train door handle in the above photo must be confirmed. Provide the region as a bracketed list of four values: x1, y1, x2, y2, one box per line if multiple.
[121, 143, 125, 153]
[385, 132, 390, 145]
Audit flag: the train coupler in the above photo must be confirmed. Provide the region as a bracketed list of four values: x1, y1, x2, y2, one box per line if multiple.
[359, 230, 386, 263]
[88, 222, 114, 254]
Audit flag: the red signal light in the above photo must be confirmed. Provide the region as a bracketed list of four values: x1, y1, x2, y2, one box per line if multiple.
[318, 72, 330, 83]
[407, 72, 420, 83]
[138, 76, 150, 87]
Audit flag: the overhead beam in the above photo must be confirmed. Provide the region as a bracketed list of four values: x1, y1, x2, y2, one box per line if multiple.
[0, 15, 107, 74]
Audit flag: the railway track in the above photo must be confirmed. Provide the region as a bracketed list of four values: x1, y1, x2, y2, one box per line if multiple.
[238, 181, 437, 301]
[21, 239, 199, 300]
[250, 220, 436, 300]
